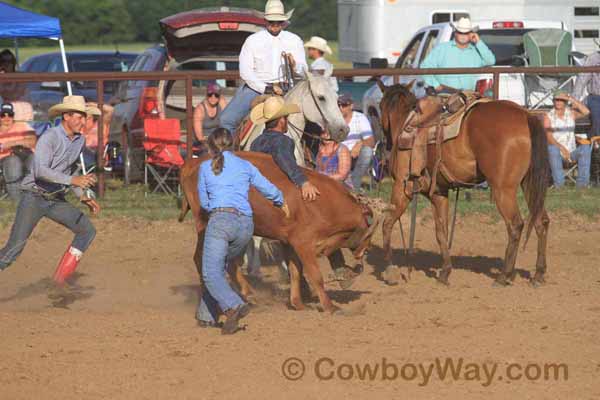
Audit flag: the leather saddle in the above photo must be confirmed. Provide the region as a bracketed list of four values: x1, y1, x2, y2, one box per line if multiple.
[397, 91, 491, 150]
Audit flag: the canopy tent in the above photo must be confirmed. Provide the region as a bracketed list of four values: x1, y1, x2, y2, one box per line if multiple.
[0, 2, 71, 94]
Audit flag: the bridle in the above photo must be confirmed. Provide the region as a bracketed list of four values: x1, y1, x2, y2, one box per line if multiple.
[286, 78, 335, 143]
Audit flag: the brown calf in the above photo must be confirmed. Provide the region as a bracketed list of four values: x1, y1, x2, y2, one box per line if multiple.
[179, 152, 379, 313]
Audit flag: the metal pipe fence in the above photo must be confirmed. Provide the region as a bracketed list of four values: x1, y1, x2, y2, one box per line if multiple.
[2, 65, 600, 197]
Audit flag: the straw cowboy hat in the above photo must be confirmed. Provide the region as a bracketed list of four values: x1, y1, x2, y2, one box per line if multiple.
[250, 96, 300, 124]
[85, 102, 102, 116]
[304, 36, 332, 55]
[451, 17, 479, 33]
[264, 0, 294, 22]
[48, 95, 87, 119]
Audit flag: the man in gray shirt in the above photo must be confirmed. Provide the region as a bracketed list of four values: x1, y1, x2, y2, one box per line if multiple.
[574, 50, 600, 139]
[0, 96, 100, 285]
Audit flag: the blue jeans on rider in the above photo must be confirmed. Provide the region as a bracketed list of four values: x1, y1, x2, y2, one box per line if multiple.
[588, 95, 600, 138]
[196, 211, 253, 324]
[1, 153, 33, 202]
[219, 85, 260, 136]
[350, 145, 373, 191]
[0, 191, 96, 270]
[548, 144, 591, 188]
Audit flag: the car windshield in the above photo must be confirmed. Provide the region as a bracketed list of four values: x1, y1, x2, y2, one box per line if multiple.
[477, 29, 535, 65]
[69, 54, 137, 72]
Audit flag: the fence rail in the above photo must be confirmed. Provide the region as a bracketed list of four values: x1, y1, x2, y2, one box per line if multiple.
[2, 65, 600, 197]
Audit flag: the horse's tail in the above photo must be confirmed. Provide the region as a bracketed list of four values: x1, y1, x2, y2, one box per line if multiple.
[178, 191, 190, 223]
[522, 113, 550, 247]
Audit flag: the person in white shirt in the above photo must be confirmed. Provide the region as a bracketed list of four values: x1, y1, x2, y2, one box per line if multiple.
[338, 93, 375, 191]
[304, 36, 338, 92]
[219, 0, 308, 136]
[544, 90, 591, 188]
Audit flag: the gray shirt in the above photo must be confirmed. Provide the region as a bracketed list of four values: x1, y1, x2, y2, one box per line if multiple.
[574, 52, 600, 100]
[21, 123, 85, 198]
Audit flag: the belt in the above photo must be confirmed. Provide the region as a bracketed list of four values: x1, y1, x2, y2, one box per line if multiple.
[210, 207, 244, 216]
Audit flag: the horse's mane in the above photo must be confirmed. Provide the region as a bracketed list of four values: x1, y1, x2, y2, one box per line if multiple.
[382, 84, 417, 111]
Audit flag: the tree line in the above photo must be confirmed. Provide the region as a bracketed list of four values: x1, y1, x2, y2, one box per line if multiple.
[5, 0, 337, 45]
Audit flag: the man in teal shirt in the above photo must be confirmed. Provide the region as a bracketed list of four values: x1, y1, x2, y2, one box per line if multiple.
[422, 18, 496, 91]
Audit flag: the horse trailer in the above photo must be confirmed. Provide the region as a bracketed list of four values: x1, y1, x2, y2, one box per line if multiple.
[337, 0, 600, 67]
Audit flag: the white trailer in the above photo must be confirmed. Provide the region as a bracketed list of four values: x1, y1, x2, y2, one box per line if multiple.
[337, 0, 600, 67]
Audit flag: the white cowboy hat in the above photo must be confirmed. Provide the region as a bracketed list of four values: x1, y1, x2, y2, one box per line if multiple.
[264, 0, 294, 22]
[451, 17, 479, 33]
[85, 102, 101, 117]
[250, 96, 300, 124]
[48, 95, 88, 119]
[304, 36, 333, 55]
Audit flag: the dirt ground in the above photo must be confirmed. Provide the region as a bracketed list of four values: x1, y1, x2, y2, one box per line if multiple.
[0, 211, 599, 400]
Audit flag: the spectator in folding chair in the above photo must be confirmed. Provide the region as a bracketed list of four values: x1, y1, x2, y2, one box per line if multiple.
[0, 95, 99, 284]
[338, 93, 375, 193]
[315, 127, 352, 187]
[0, 103, 36, 202]
[544, 90, 591, 189]
[193, 83, 228, 147]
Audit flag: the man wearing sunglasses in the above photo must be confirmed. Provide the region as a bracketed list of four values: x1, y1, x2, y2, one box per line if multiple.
[338, 94, 375, 192]
[193, 83, 228, 145]
[219, 0, 307, 136]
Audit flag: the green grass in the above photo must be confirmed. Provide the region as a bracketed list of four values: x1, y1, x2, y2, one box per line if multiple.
[5, 42, 155, 65]
[0, 181, 181, 228]
[367, 178, 600, 220]
[1, 180, 598, 229]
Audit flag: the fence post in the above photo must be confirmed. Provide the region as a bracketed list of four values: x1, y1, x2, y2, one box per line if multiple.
[186, 76, 194, 161]
[493, 71, 500, 100]
[96, 80, 105, 198]
[393, 74, 399, 85]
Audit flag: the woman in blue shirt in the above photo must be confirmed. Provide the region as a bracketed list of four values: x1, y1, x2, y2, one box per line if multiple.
[197, 128, 287, 334]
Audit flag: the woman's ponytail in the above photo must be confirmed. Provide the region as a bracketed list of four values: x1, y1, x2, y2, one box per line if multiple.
[207, 128, 234, 176]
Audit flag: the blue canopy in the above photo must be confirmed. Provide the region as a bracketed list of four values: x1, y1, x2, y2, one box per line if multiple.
[0, 2, 62, 39]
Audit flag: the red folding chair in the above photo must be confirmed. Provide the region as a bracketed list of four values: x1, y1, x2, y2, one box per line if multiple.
[143, 119, 184, 197]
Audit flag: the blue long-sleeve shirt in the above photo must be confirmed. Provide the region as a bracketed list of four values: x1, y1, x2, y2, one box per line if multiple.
[250, 130, 307, 187]
[198, 151, 284, 216]
[21, 123, 85, 198]
[421, 40, 496, 90]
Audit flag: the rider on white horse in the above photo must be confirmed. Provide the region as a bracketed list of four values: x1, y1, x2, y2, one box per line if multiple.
[219, 0, 308, 136]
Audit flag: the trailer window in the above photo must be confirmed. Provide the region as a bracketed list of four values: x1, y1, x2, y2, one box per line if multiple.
[574, 30, 599, 38]
[395, 33, 425, 69]
[574, 7, 599, 16]
[432, 12, 469, 24]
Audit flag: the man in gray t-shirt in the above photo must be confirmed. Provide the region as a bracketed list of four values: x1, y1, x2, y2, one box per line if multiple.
[0, 96, 100, 285]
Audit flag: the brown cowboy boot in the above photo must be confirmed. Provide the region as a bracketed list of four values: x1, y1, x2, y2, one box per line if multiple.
[221, 303, 251, 335]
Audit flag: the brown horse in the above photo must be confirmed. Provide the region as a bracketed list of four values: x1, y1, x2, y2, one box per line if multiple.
[377, 81, 550, 286]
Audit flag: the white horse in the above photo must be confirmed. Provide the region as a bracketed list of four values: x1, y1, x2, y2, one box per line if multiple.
[242, 71, 349, 277]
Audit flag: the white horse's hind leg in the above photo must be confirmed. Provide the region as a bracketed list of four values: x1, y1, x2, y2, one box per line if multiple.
[245, 236, 262, 277]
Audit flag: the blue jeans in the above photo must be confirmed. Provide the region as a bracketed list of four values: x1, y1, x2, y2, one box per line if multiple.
[197, 211, 254, 323]
[0, 191, 96, 270]
[1, 153, 33, 202]
[351, 145, 374, 191]
[548, 144, 592, 188]
[588, 95, 600, 138]
[219, 85, 260, 136]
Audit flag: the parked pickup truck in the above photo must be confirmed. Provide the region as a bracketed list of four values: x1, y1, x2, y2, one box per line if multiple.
[361, 19, 582, 141]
